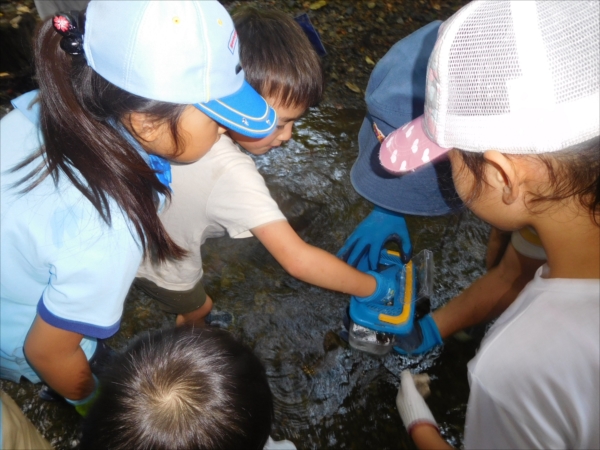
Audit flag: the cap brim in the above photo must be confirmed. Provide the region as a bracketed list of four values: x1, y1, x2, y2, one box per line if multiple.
[351, 116, 462, 216]
[379, 116, 451, 174]
[195, 80, 277, 138]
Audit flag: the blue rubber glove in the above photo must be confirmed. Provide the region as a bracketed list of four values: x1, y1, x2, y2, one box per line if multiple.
[355, 264, 401, 304]
[65, 374, 100, 417]
[338, 206, 412, 271]
[393, 314, 443, 356]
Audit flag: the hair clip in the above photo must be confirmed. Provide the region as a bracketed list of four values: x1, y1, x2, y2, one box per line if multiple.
[53, 11, 84, 56]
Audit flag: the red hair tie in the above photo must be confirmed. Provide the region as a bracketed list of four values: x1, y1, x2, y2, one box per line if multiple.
[53, 11, 84, 56]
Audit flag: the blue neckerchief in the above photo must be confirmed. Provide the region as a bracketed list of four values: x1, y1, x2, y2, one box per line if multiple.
[13, 90, 173, 192]
[110, 119, 173, 191]
[147, 154, 172, 190]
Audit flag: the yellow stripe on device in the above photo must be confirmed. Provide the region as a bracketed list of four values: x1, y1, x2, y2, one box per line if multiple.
[378, 260, 413, 325]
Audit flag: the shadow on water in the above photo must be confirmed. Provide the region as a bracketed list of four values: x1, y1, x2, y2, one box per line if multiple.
[1, 105, 490, 449]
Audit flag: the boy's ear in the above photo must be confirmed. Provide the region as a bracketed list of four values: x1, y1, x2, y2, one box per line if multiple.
[126, 112, 162, 143]
[483, 150, 520, 205]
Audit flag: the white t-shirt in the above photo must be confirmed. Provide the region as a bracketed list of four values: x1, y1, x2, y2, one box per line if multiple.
[464, 265, 600, 449]
[136, 134, 286, 291]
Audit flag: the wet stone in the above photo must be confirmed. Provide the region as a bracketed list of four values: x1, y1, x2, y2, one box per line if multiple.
[322, 330, 346, 352]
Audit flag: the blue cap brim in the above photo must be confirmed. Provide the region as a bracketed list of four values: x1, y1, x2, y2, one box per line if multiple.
[195, 80, 277, 138]
[351, 20, 462, 216]
[351, 116, 462, 216]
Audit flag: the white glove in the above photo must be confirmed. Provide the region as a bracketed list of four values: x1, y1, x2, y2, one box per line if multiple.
[263, 436, 297, 450]
[396, 370, 438, 434]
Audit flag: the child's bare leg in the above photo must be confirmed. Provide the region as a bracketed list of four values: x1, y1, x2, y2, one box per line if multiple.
[176, 295, 213, 327]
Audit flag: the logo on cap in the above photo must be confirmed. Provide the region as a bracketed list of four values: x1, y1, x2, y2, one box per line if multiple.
[228, 30, 238, 54]
[372, 122, 386, 143]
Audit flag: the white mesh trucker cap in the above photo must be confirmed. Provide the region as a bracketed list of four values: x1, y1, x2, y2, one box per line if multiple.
[380, 0, 600, 174]
[83, 1, 276, 138]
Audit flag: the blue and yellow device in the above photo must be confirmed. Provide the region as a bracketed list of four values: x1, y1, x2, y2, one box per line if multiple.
[348, 249, 434, 355]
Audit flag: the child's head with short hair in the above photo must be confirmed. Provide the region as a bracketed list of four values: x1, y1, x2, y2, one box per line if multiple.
[379, 1, 599, 225]
[228, 6, 325, 155]
[80, 327, 273, 450]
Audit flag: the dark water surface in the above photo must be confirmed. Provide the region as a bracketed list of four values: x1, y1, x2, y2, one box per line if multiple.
[1, 105, 489, 449]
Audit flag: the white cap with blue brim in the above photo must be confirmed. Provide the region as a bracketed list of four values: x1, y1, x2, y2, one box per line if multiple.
[83, 0, 276, 138]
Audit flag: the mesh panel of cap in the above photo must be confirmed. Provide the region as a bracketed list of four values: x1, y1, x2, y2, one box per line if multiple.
[425, 0, 599, 154]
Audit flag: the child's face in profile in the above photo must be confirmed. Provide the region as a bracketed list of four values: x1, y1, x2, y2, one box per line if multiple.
[142, 105, 226, 163]
[229, 96, 306, 155]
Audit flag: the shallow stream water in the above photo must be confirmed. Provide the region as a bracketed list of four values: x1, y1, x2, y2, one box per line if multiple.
[1, 104, 490, 449]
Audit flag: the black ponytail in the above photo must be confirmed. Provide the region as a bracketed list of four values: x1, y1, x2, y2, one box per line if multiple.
[16, 17, 186, 262]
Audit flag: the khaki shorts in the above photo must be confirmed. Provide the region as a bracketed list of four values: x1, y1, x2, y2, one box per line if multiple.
[134, 277, 207, 315]
[1, 391, 53, 449]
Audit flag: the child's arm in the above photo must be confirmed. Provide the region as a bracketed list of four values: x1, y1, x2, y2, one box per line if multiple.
[396, 370, 454, 450]
[432, 241, 542, 339]
[24, 315, 96, 401]
[411, 425, 454, 450]
[394, 234, 543, 356]
[252, 221, 377, 297]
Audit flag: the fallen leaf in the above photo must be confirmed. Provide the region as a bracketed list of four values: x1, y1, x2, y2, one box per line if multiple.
[309, 0, 327, 10]
[365, 56, 375, 65]
[345, 82, 361, 94]
[10, 16, 22, 28]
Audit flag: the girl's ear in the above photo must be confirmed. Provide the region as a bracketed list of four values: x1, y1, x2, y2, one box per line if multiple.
[483, 150, 520, 205]
[126, 112, 162, 143]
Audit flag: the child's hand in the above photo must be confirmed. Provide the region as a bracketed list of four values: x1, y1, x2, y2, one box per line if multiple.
[393, 314, 443, 356]
[355, 264, 402, 304]
[396, 370, 438, 434]
[337, 206, 412, 271]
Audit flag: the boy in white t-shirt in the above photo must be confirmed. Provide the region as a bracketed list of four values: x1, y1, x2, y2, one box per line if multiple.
[136, 7, 398, 326]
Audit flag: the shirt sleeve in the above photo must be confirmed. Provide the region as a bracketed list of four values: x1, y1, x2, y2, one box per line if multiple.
[38, 200, 142, 338]
[206, 148, 286, 239]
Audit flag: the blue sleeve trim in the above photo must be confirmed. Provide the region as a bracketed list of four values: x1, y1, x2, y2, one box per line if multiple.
[37, 297, 120, 339]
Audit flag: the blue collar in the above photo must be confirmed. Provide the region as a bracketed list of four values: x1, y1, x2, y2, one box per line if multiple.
[11, 90, 40, 126]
